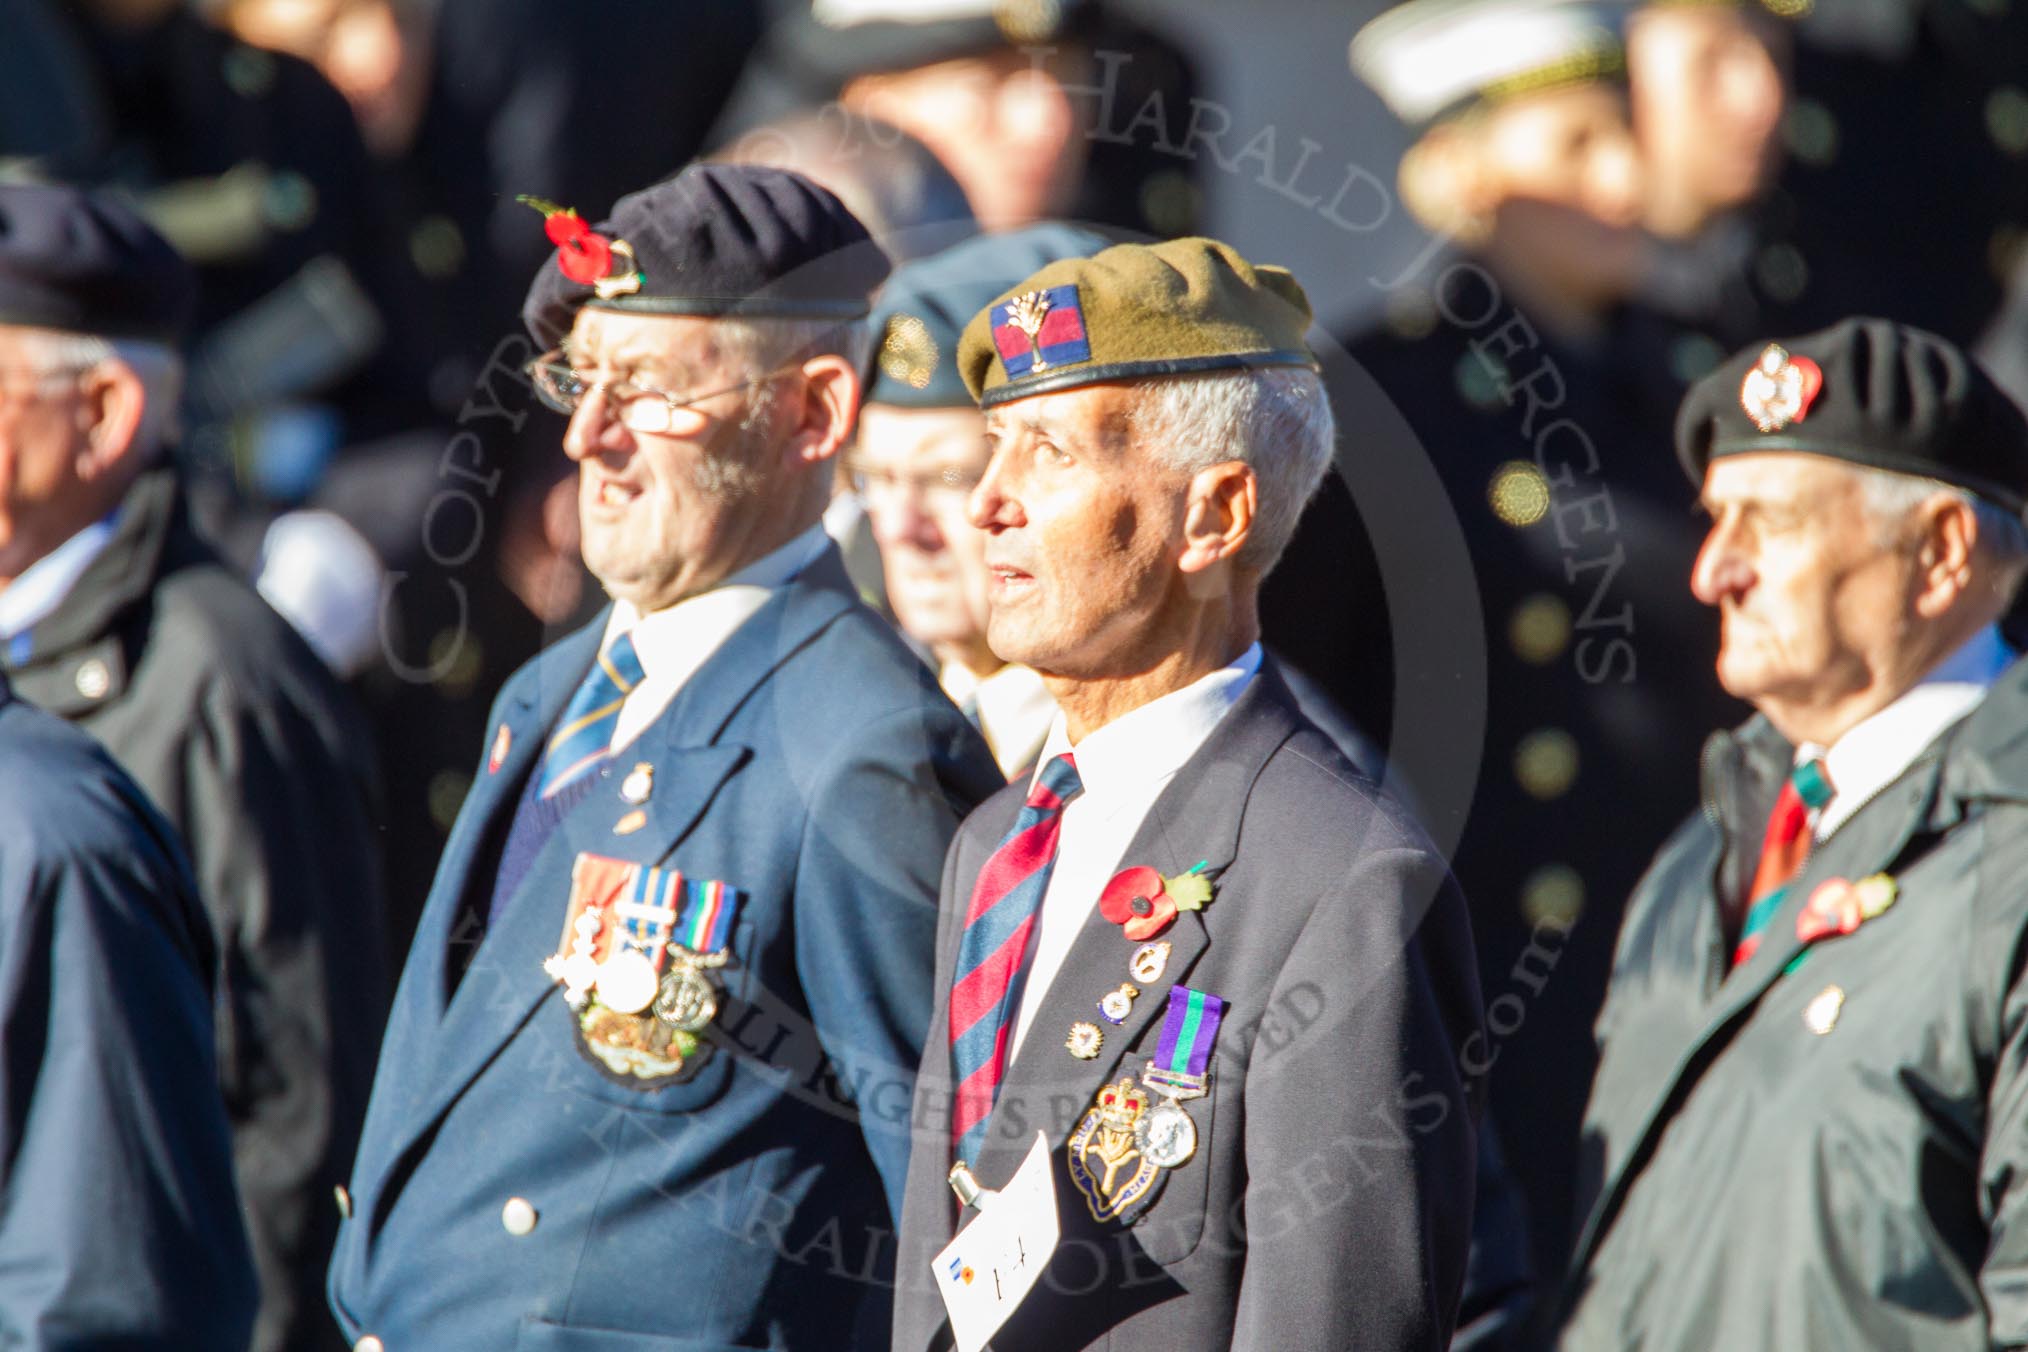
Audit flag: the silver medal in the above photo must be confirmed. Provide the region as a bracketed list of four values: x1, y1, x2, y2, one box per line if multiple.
[1134, 1096, 1197, 1168]
[654, 964, 720, 1032]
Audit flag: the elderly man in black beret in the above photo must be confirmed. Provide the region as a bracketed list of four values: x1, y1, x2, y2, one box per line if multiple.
[1564, 318, 2028, 1349]
[0, 181, 387, 1352]
[329, 163, 1001, 1350]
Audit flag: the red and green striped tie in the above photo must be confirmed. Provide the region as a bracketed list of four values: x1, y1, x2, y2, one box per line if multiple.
[1732, 757, 1833, 967]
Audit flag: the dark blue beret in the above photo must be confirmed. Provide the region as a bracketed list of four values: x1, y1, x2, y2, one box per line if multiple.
[1676, 317, 2028, 515]
[863, 222, 1110, 408]
[0, 183, 195, 342]
[521, 163, 893, 347]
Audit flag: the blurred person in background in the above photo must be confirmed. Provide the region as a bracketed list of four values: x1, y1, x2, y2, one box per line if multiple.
[0, 182, 386, 1352]
[853, 223, 1106, 779]
[1566, 318, 2028, 1350]
[1626, 0, 2028, 351]
[711, 0, 1208, 241]
[0, 673, 258, 1349]
[1285, 0, 1743, 1318]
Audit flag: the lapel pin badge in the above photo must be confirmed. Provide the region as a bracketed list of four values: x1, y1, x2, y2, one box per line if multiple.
[620, 762, 654, 805]
[613, 809, 648, 835]
[488, 723, 512, 773]
[1066, 1021, 1103, 1059]
[1098, 983, 1139, 1025]
[1804, 984, 1846, 1036]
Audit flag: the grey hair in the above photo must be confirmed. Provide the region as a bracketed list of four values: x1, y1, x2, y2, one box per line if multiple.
[1126, 366, 1336, 574]
[1856, 465, 2028, 605]
[15, 328, 183, 456]
[714, 315, 872, 378]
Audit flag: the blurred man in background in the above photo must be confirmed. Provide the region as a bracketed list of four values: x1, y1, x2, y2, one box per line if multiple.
[854, 223, 1106, 778]
[1568, 318, 2028, 1350]
[0, 182, 386, 1352]
[0, 674, 258, 1349]
[1295, 2, 1741, 1310]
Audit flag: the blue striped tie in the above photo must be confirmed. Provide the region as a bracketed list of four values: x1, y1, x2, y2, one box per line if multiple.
[539, 632, 645, 798]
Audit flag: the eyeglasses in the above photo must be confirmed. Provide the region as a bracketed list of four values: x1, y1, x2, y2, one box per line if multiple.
[845, 458, 984, 512]
[523, 350, 792, 435]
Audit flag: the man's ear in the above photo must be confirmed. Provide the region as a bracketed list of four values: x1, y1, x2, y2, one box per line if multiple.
[1178, 461, 1257, 575]
[73, 359, 147, 484]
[1912, 493, 1978, 619]
[782, 354, 861, 469]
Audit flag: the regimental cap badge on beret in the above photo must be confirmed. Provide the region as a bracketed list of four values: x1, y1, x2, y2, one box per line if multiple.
[1738, 342, 1824, 433]
[990, 284, 1092, 377]
[958, 237, 1317, 409]
[878, 312, 940, 391]
[518, 196, 644, 300]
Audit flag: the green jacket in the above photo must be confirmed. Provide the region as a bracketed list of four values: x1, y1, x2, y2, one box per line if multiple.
[3, 468, 387, 1352]
[1564, 653, 2028, 1350]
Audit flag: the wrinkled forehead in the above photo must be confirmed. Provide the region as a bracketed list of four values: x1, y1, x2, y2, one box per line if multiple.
[982, 382, 1140, 455]
[565, 308, 736, 375]
[1701, 449, 1866, 507]
[855, 403, 988, 468]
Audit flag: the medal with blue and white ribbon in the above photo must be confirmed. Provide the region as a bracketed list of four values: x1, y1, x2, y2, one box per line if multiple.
[596, 866, 682, 1014]
[1137, 986, 1226, 1168]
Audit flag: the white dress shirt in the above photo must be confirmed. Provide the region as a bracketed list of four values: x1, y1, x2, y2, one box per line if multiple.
[0, 512, 120, 641]
[940, 659, 1057, 780]
[1006, 643, 1262, 1062]
[1806, 623, 2012, 840]
[601, 523, 830, 752]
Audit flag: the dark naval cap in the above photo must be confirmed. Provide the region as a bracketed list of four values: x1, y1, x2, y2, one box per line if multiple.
[0, 183, 195, 342]
[1676, 316, 2028, 515]
[956, 236, 1318, 410]
[521, 163, 893, 347]
[866, 222, 1110, 409]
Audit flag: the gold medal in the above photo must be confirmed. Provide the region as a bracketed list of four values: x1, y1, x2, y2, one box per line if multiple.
[654, 964, 719, 1033]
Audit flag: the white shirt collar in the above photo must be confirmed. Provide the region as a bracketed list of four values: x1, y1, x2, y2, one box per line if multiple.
[0, 511, 121, 642]
[1807, 623, 2012, 839]
[1032, 643, 1263, 801]
[942, 659, 1057, 780]
[600, 523, 830, 751]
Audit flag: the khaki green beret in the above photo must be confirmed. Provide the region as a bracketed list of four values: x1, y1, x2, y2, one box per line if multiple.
[956, 236, 1318, 409]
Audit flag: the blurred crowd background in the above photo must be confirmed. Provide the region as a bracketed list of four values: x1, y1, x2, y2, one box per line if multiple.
[4, 0, 2027, 1343]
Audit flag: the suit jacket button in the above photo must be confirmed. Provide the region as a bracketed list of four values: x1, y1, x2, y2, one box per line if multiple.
[355, 1338, 385, 1352]
[334, 1185, 352, 1219]
[502, 1196, 538, 1236]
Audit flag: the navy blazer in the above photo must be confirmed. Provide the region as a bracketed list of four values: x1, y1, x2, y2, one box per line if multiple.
[330, 548, 1001, 1351]
[0, 679, 256, 1349]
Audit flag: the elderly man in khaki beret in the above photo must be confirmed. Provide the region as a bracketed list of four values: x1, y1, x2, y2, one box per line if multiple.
[889, 237, 1483, 1352]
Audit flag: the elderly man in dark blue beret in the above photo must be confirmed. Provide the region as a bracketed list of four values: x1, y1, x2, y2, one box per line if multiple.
[1567, 319, 2028, 1349]
[0, 181, 386, 1352]
[329, 163, 1001, 1351]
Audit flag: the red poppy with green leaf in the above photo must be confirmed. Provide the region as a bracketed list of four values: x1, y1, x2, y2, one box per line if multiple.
[1099, 863, 1213, 941]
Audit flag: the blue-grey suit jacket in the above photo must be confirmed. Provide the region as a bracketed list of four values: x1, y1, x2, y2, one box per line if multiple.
[329, 548, 1001, 1351]
[0, 678, 256, 1350]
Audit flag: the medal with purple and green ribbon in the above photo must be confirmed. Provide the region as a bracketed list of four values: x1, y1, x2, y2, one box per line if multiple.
[1142, 985, 1225, 1101]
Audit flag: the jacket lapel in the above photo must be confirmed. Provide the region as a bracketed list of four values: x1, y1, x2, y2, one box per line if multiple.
[969, 669, 1302, 1184]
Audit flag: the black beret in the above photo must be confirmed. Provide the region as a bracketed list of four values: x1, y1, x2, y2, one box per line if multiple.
[0, 183, 195, 342]
[521, 163, 893, 347]
[1676, 317, 2028, 515]
[865, 222, 1109, 408]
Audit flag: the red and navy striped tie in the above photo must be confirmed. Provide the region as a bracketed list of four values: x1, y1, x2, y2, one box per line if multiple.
[949, 752, 1082, 1162]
